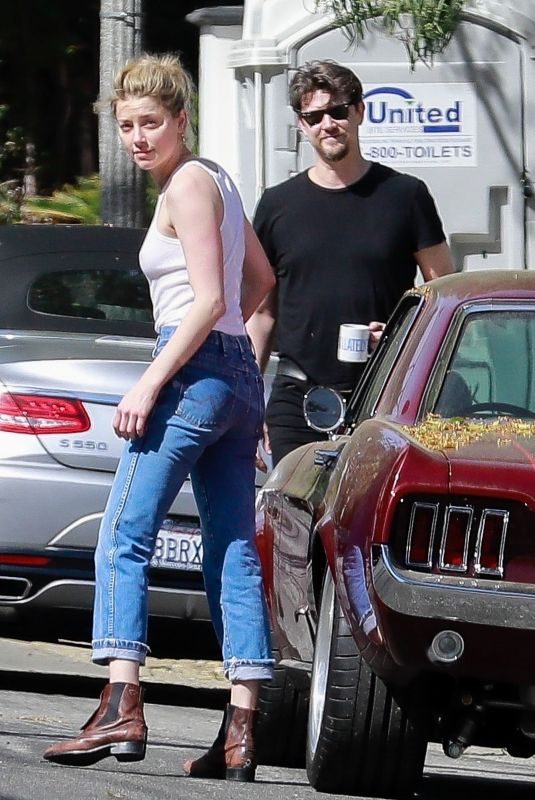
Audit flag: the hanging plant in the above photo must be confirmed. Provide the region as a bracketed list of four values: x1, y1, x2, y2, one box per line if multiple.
[314, 1, 466, 68]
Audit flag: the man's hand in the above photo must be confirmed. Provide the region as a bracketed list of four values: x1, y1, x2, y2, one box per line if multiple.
[368, 320, 386, 351]
[113, 380, 159, 441]
[255, 423, 272, 472]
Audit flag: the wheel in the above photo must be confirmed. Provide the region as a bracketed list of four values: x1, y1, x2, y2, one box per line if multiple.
[306, 570, 428, 798]
[256, 630, 309, 768]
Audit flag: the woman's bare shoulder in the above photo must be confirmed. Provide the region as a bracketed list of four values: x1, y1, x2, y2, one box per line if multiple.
[165, 160, 223, 227]
[166, 159, 218, 200]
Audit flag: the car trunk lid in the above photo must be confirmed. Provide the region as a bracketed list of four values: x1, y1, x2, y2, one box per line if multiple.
[0, 331, 154, 471]
[403, 415, 535, 502]
[445, 435, 535, 502]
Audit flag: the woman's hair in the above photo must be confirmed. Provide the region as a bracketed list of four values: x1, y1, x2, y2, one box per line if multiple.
[289, 60, 363, 112]
[106, 53, 194, 117]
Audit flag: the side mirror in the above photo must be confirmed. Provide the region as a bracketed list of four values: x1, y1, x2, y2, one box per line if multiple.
[303, 386, 346, 433]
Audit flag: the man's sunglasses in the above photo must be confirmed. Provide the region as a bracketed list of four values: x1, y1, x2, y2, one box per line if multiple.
[299, 102, 353, 126]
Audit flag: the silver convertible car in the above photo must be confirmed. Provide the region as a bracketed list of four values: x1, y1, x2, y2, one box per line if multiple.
[0, 224, 269, 627]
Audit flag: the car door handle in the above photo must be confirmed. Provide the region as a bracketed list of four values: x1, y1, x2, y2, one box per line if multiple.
[314, 446, 344, 469]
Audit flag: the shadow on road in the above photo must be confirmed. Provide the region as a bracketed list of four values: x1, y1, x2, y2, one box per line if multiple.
[419, 773, 534, 799]
[0, 670, 227, 711]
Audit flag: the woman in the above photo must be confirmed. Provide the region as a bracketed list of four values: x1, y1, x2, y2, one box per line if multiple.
[44, 53, 275, 783]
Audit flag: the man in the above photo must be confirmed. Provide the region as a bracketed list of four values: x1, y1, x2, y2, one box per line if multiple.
[248, 60, 454, 468]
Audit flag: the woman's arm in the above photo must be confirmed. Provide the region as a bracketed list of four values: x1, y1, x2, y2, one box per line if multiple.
[241, 219, 276, 324]
[113, 165, 226, 439]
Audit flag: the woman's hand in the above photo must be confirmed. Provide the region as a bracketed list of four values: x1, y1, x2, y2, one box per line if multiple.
[113, 380, 160, 440]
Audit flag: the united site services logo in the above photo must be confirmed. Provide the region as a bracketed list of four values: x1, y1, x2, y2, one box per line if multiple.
[364, 86, 462, 134]
[360, 82, 476, 165]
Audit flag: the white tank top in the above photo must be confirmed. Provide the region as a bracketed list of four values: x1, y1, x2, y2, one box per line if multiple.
[139, 158, 246, 336]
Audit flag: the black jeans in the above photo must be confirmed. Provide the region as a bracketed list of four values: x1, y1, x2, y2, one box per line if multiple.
[265, 375, 328, 466]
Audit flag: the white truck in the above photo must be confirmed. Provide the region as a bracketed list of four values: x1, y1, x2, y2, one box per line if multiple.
[188, 0, 535, 273]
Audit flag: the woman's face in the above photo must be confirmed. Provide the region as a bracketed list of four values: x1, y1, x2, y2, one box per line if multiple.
[115, 95, 186, 175]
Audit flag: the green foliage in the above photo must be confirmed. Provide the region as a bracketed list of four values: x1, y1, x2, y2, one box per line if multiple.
[5, 173, 156, 226]
[0, 1, 101, 192]
[0, 180, 23, 224]
[315, 0, 466, 67]
[0, 115, 25, 223]
[0, 124, 25, 172]
[22, 175, 102, 224]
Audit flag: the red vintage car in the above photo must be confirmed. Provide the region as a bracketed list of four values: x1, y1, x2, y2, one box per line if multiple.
[255, 270, 535, 798]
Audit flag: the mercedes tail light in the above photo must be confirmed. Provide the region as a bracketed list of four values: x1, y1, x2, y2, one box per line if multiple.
[0, 391, 90, 435]
[0, 554, 51, 566]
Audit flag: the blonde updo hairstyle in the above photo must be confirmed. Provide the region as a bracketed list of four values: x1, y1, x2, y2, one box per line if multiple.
[107, 53, 194, 141]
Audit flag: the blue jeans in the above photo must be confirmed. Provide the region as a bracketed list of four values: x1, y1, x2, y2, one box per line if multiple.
[92, 327, 274, 682]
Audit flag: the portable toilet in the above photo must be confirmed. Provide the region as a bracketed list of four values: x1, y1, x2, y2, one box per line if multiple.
[188, 1, 535, 272]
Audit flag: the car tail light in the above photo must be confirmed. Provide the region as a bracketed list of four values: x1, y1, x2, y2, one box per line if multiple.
[474, 510, 508, 577]
[0, 392, 90, 435]
[439, 506, 473, 572]
[0, 554, 51, 566]
[397, 498, 513, 580]
[406, 502, 437, 567]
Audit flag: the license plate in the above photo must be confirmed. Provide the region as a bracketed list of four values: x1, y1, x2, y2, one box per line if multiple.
[150, 520, 203, 571]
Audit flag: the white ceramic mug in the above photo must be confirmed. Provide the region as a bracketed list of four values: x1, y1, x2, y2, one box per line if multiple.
[337, 323, 370, 363]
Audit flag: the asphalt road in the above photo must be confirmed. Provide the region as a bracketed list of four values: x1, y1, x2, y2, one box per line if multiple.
[2, 677, 535, 800]
[1, 622, 535, 800]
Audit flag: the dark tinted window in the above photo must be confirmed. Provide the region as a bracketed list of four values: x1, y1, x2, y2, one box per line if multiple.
[28, 269, 152, 323]
[434, 310, 535, 418]
[348, 296, 422, 426]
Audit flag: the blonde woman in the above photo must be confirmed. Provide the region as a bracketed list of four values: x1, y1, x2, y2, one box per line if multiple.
[44, 53, 275, 783]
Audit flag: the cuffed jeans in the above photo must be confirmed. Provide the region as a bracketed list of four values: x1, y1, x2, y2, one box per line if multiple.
[92, 327, 274, 682]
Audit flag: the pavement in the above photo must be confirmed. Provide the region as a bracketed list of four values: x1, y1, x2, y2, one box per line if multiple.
[0, 636, 228, 691]
[2, 636, 535, 800]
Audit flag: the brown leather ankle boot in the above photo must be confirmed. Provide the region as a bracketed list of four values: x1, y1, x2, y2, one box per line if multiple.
[224, 704, 258, 782]
[183, 706, 228, 779]
[43, 682, 147, 766]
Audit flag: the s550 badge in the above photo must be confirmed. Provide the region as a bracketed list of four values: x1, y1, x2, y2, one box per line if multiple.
[59, 439, 108, 451]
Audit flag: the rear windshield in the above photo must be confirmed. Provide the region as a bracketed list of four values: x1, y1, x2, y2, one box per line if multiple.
[28, 269, 152, 323]
[435, 310, 535, 418]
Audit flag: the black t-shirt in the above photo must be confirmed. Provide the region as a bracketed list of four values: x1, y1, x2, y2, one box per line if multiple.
[253, 162, 445, 389]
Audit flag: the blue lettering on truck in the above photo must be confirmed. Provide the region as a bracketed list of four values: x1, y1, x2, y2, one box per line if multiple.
[364, 87, 462, 133]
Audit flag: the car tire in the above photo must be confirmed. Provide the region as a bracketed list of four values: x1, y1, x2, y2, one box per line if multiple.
[256, 632, 309, 768]
[306, 570, 428, 799]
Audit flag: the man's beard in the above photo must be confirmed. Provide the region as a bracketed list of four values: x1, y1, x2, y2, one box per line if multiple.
[319, 138, 350, 163]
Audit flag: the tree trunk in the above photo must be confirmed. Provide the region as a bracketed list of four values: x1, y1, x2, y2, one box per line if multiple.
[98, 0, 146, 227]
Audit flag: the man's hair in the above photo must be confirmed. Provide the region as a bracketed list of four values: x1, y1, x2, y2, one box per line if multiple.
[106, 53, 193, 117]
[289, 60, 363, 112]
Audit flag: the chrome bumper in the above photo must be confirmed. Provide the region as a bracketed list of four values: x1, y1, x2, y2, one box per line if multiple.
[372, 545, 535, 631]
